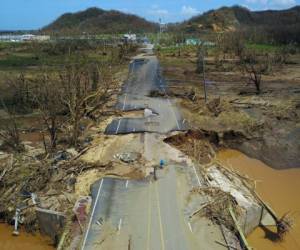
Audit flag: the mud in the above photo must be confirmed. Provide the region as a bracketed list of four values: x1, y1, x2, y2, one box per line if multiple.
[218, 149, 300, 250]
[0, 224, 54, 250]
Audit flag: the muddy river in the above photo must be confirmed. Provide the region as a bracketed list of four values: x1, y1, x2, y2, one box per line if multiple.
[0, 224, 54, 250]
[218, 149, 300, 250]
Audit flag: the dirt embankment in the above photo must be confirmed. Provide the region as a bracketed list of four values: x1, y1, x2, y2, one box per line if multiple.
[179, 96, 300, 169]
[159, 50, 300, 169]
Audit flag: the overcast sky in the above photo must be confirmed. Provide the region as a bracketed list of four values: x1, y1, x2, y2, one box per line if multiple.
[0, 0, 299, 30]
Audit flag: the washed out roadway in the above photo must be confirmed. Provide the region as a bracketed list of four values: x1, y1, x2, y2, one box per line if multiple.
[105, 53, 187, 135]
[81, 45, 222, 250]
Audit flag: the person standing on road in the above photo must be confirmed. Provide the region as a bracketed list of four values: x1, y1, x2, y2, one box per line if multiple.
[159, 159, 165, 169]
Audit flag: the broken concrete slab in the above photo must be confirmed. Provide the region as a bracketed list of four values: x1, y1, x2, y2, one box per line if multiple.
[36, 207, 66, 243]
[206, 164, 275, 235]
[261, 208, 277, 227]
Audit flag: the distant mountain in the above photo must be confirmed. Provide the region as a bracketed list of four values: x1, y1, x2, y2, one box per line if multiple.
[178, 5, 300, 33]
[42, 7, 158, 35]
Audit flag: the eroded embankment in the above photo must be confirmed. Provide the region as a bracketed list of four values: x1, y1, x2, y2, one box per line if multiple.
[165, 130, 296, 248]
[178, 96, 300, 170]
[218, 149, 300, 250]
[159, 49, 300, 170]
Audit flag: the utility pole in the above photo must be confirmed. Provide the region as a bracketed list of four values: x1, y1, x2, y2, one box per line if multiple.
[158, 18, 162, 45]
[197, 46, 207, 103]
[159, 18, 162, 34]
[202, 50, 207, 103]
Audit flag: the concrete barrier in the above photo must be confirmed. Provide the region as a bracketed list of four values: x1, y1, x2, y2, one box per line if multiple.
[36, 208, 66, 243]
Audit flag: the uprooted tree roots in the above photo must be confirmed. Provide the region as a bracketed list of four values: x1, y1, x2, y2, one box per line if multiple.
[164, 130, 217, 164]
[276, 213, 293, 241]
[190, 187, 240, 232]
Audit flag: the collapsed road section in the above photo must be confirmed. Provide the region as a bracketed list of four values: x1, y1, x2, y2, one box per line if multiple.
[105, 54, 187, 135]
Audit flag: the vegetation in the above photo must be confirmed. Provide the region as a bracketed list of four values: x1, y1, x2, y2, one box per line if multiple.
[0, 40, 137, 152]
[42, 7, 158, 35]
[173, 5, 300, 45]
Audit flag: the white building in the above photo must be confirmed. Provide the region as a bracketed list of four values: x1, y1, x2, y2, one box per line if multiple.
[123, 34, 137, 43]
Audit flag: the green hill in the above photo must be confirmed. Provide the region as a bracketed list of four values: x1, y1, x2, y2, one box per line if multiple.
[176, 6, 300, 44]
[42, 7, 158, 35]
[179, 5, 300, 33]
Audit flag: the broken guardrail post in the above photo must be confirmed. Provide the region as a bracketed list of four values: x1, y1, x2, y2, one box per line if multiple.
[12, 208, 21, 236]
[228, 205, 252, 250]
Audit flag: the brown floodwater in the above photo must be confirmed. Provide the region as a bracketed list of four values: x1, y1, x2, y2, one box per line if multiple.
[0, 224, 54, 250]
[218, 149, 300, 250]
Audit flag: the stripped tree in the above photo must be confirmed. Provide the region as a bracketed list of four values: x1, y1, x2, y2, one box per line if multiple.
[32, 72, 64, 152]
[59, 62, 117, 146]
[240, 50, 270, 94]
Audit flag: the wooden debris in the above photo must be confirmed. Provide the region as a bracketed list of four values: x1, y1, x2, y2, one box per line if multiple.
[0, 155, 13, 182]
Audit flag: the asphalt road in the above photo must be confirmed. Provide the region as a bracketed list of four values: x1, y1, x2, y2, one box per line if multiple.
[105, 50, 187, 135]
[81, 45, 226, 250]
[81, 168, 200, 250]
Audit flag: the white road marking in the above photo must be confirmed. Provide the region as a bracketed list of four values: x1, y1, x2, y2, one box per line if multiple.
[125, 180, 129, 188]
[81, 179, 104, 250]
[116, 119, 122, 134]
[161, 86, 181, 130]
[167, 98, 181, 130]
[118, 218, 123, 231]
[155, 181, 166, 250]
[188, 222, 193, 233]
[96, 217, 104, 227]
[122, 94, 127, 111]
[193, 165, 201, 186]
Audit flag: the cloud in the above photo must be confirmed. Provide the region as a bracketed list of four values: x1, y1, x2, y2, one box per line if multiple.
[245, 0, 296, 8]
[181, 5, 199, 16]
[245, 0, 267, 4]
[148, 5, 169, 17]
[271, 0, 296, 6]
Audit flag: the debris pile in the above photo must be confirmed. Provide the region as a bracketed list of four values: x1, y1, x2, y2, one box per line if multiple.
[113, 152, 141, 164]
[191, 187, 240, 231]
[0, 145, 113, 237]
[164, 130, 216, 164]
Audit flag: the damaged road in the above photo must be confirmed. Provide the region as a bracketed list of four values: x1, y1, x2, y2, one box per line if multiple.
[80, 45, 246, 250]
[75, 44, 286, 250]
[105, 52, 187, 135]
[82, 172, 195, 250]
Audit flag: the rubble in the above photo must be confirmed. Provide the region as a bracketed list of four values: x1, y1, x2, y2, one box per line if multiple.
[113, 152, 141, 163]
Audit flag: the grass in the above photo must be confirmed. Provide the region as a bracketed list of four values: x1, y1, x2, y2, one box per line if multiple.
[0, 44, 119, 70]
[246, 43, 286, 53]
[0, 41, 133, 109]
[0, 53, 40, 68]
[0, 41, 24, 50]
